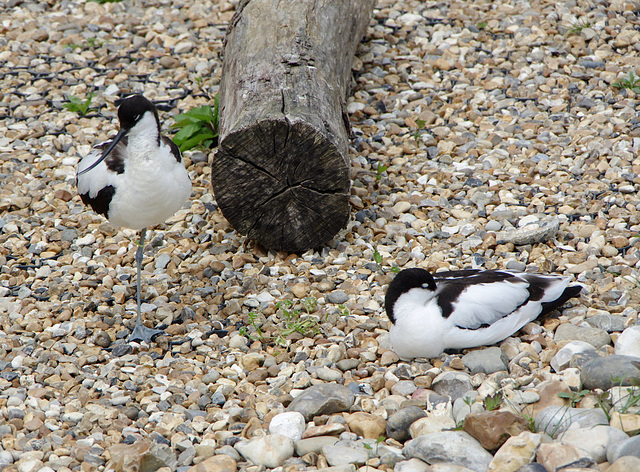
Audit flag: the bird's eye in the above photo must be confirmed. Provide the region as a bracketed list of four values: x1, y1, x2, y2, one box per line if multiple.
[421, 283, 429, 288]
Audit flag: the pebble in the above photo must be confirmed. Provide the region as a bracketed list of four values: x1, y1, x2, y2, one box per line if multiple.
[581, 355, 640, 390]
[268, 412, 306, 442]
[386, 406, 427, 442]
[403, 432, 493, 472]
[488, 431, 541, 472]
[287, 384, 355, 421]
[461, 347, 508, 374]
[560, 425, 628, 463]
[554, 324, 612, 349]
[235, 435, 293, 468]
[614, 325, 640, 357]
[550, 341, 597, 372]
[534, 406, 609, 438]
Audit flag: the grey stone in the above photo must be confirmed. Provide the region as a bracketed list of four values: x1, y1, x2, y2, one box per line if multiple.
[287, 383, 355, 421]
[327, 290, 349, 304]
[294, 436, 339, 456]
[586, 314, 626, 333]
[322, 443, 368, 466]
[560, 425, 629, 463]
[550, 340, 596, 372]
[534, 406, 608, 438]
[580, 355, 640, 390]
[403, 431, 492, 472]
[495, 216, 559, 245]
[607, 435, 640, 463]
[386, 406, 427, 442]
[554, 323, 611, 349]
[432, 371, 473, 402]
[461, 347, 508, 374]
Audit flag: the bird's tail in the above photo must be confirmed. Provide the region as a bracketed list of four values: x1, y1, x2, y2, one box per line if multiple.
[540, 285, 582, 317]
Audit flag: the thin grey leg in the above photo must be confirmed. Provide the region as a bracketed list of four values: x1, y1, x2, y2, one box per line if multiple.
[128, 228, 163, 343]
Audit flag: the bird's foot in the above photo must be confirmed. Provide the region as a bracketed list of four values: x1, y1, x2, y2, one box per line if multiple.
[128, 323, 164, 344]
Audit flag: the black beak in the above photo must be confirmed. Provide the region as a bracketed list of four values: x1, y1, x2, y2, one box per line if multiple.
[77, 128, 127, 176]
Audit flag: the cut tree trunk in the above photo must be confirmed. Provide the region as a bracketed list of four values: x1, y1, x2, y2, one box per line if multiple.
[212, 0, 374, 253]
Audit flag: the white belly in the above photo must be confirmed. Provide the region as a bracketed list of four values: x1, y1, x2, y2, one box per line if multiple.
[108, 160, 191, 230]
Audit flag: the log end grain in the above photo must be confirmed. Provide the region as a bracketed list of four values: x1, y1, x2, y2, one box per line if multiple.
[212, 118, 350, 253]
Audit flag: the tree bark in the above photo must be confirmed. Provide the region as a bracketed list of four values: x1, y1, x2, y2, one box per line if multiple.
[212, 0, 374, 253]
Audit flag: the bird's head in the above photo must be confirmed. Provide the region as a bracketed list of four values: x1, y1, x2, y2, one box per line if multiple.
[384, 268, 436, 323]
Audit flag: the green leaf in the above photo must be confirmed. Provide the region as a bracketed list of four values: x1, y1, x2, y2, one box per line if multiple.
[373, 249, 383, 265]
[173, 123, 203, 142]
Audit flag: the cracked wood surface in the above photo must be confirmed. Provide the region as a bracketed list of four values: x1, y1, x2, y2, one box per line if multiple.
[212, 0, 375, 252]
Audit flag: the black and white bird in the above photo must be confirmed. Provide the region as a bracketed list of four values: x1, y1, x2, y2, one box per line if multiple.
[76, 95, 192, 343]
[384, 268, 581, 359]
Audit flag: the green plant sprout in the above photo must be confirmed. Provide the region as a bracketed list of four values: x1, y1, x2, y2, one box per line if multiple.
[372, 248, 401, 274]
[376, 162, 388, 181]
[477, 21, 488, 30]
[240, 298, 321, 346]
[557, 389, 590, 407]
[613, 72, 640, 94]
[568, 18, 592, 35]
[63, 93, 95, 116]
[483, 392, 503, 411]
[412, 118, 426, 140]
[171, 93, 219, 152]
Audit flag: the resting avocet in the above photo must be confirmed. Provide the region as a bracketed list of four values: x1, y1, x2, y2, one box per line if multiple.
[384, 268, 581, 359]
[76, 95, 191, 343]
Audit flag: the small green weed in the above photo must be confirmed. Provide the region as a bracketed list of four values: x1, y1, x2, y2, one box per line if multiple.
[64, 93, 95, 116]
[337, 304, 350, 317]
[273, 298, 320, 345]
[373, 247, 401, 274]
[376, 162, 388, 181]
[412, 118, 426, 141]
[484, 392, 503, 411]
[557, 389, 590, 407]
[240, 298, 321, 346]
[613, 71, 640, 94]
[477, 21, 488, 30]
[569, 18, 592, 35]
[171, 94, 219, 152]
[88, 0, 123, 3]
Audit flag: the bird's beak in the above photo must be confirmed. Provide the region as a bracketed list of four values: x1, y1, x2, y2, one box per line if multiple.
[77, 128, 127, 176]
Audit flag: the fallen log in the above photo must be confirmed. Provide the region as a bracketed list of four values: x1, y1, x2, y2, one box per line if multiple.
[212, 0, 374, 253]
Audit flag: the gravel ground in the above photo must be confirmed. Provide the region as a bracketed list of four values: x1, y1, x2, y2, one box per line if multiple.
[1, 0, 640, 471]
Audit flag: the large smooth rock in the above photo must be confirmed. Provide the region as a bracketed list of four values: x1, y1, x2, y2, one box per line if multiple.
[580, 355, 640, 390]
[234, 434, 294, 468]
[607, 434, 640, 463]
[403, 431, 493, 472]
[462, 347, 508, 374]
[559, 425, 628, 463]
[534, 406, 608, 438]
[488, 431, 542, 472]
[287, 383, 355, 421]
[463, 410, 529, 451]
